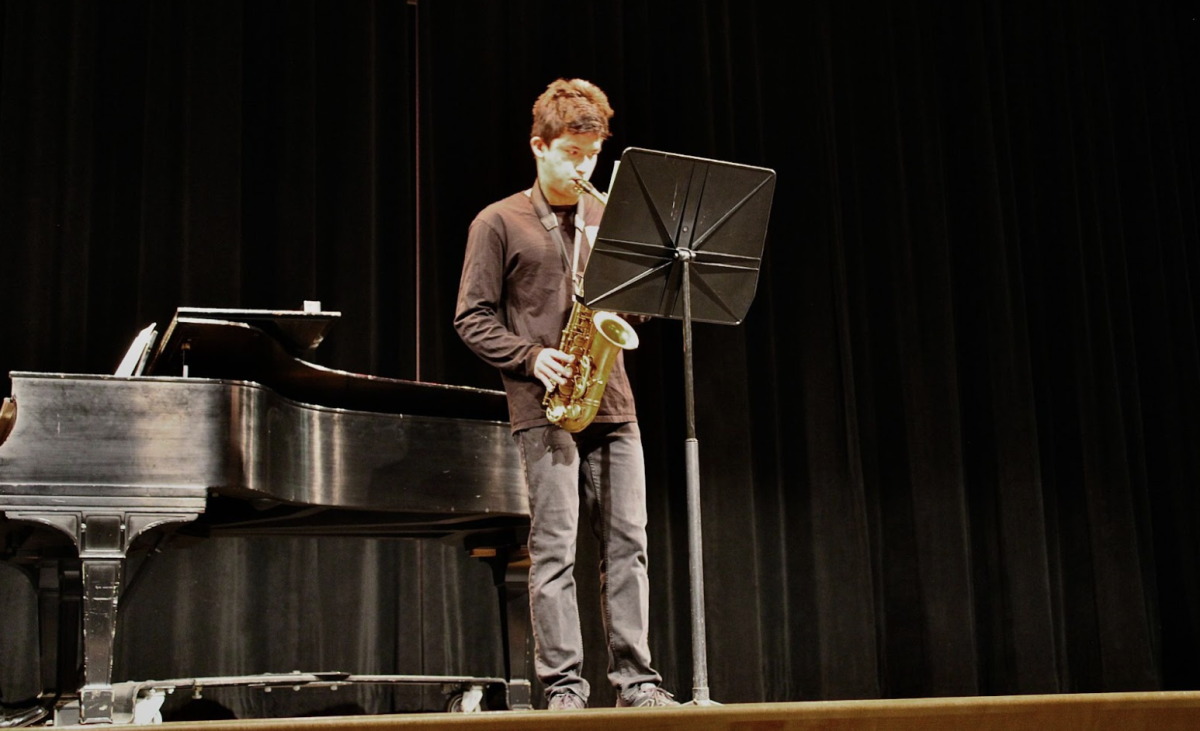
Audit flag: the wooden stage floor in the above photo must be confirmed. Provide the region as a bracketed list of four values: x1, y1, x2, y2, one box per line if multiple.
[76, 691, 1200, 731]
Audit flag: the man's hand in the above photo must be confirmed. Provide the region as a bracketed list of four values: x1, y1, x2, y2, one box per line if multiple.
[535, 348, 576, 391]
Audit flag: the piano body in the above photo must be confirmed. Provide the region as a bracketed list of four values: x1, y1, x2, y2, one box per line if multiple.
[0, 309, 533, 724]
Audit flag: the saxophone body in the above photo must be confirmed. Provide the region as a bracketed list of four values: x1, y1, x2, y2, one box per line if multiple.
[541, 176, 639, 432]
[543, 299, 639, 433]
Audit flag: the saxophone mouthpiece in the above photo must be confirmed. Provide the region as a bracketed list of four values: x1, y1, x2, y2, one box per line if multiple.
[573, 178, 608, 205]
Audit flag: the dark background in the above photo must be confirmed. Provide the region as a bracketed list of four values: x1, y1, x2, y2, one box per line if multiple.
[2, 0, 1199, 715]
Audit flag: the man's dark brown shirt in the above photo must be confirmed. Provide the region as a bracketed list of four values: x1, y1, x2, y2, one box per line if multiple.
[454, 184, 637, 432]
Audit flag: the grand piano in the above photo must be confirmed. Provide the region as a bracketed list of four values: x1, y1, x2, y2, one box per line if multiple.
[0, 308, 533, 725]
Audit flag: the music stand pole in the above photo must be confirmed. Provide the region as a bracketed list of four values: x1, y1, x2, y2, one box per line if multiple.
[679, 249, 714, 705]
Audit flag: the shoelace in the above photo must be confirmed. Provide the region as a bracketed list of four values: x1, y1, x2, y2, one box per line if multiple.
[628, 683, 675, 705]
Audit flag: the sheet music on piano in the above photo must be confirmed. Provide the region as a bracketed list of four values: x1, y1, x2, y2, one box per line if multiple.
[113, 322, 158, 377]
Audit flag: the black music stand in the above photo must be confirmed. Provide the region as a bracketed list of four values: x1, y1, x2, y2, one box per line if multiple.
[585, 147, 775, 705]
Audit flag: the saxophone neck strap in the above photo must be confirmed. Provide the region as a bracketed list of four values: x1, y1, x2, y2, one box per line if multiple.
[530, 182, 589, 297]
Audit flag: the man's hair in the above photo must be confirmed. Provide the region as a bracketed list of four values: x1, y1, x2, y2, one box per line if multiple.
[531, 78, 614, 143]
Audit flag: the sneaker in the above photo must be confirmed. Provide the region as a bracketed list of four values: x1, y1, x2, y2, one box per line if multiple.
[547, 691, 586, 710]
[617, 683, 679, 707]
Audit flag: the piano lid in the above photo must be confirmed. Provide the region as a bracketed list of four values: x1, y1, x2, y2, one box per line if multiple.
[145, 310, 508, 423]
[151, 306, 342, 360]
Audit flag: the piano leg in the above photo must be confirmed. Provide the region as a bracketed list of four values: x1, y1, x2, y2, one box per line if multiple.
[78, 557, 123, 723]
[5, 507, 205, 724]
[483, 546, 534, 711]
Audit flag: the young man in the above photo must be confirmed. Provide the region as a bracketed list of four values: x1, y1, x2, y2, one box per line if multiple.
[454, 78, 677, 710]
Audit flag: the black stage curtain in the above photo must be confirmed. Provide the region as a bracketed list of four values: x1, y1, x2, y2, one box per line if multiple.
[2, 0, 1198, 716]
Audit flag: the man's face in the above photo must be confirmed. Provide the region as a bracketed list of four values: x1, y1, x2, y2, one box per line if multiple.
[531, 131, 604, 205]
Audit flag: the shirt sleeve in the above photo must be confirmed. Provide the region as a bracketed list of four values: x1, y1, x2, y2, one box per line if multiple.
[454, 217, 542, 377]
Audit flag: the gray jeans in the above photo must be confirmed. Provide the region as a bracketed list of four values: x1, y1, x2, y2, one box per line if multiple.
[515, 422, 661, 701]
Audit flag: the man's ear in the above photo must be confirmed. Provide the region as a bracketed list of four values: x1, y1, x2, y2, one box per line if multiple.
[530, 136, 546, 158]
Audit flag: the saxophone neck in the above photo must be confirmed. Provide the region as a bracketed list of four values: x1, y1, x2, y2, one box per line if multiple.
[573, 178, 608, 205]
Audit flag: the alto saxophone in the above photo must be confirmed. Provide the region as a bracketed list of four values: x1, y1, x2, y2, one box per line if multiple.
[542, 178, 639, 432]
